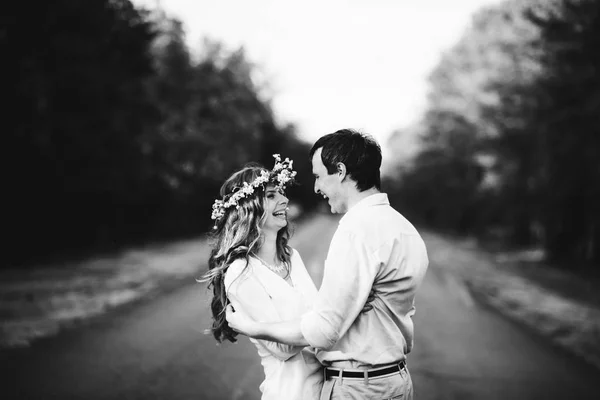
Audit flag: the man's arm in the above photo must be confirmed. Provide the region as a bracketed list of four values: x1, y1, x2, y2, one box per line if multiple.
[226, 283, 376, 347]
[299, 228, 378, 349]
[226, 304, 309, 346]
[227, 229, 377, 350]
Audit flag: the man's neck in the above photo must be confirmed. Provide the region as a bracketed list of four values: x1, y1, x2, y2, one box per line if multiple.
[345, 187, 380, 212]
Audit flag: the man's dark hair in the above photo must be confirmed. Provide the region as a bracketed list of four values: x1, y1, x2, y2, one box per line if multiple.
[309, 128, 382, 191]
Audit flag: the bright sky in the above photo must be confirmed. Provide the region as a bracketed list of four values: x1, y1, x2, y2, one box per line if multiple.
[134, 0, 500, 157]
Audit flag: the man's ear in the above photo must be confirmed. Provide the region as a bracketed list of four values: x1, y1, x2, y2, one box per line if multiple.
[336, 163, 347, 181]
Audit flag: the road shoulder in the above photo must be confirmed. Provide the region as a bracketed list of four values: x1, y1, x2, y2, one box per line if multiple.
[422, 231, 600, 372]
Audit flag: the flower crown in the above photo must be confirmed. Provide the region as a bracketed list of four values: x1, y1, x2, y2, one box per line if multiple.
[211, 154, 297, 226]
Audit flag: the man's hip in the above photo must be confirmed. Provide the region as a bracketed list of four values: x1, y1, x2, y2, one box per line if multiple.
[320, 361, 413, 400]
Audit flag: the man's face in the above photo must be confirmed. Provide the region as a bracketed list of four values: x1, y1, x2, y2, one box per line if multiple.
[311, 148, 346, 214]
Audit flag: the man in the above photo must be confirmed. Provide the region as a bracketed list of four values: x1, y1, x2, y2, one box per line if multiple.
[226, 129, 429, 399]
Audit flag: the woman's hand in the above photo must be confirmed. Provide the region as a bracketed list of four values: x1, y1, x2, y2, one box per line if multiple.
[225, 302, 258, 337]
[361, 286, 377, 313]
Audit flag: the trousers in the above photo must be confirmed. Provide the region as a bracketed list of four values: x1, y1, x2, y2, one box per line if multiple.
[319, 365, 413, 400]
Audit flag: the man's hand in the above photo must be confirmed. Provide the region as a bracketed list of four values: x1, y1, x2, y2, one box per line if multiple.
[226, 302, 309, 346]
[225, 302, 257, 337]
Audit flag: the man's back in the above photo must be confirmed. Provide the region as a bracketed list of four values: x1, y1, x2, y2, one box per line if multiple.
[300, 193, 429, 367]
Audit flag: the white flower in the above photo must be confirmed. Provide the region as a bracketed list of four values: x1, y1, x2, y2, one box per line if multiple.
[210, 153, 297, 224]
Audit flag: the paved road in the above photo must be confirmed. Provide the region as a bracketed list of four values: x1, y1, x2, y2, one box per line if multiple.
[1, 214, 598, 399]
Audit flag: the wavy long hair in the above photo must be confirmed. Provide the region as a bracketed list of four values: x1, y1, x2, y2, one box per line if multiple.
[201, 164, 293, 343]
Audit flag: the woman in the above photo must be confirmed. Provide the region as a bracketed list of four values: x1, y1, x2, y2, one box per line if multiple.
[201, 155, 323, 400]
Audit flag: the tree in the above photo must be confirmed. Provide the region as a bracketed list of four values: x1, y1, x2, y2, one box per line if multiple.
[391, 0, 600, 267]
[526, 0, 600, 263]
[3, 1, 320, 267]
[4, 0, 158, 264]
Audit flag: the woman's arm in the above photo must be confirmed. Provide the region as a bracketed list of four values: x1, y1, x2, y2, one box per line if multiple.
[226, 270, 305, 360]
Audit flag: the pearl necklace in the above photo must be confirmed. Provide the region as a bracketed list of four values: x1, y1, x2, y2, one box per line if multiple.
[254, 254, 285, 273]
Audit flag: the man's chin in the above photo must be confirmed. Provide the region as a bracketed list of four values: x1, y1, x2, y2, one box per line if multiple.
[329, 203, 338, 214]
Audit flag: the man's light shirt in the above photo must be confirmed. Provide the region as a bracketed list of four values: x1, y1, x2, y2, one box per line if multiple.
[300, 193, 429, 367]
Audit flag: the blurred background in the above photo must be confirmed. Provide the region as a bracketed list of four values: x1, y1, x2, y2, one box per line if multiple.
[2, 0, 600, 399]
[4, 0, 600, 268]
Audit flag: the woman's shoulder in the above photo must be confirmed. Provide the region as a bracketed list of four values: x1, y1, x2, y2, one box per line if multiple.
[289, 248, 309, 272]
[223, 258, 253, 289]
[289, 247, 304, 263]
[289, 247, 299, 258]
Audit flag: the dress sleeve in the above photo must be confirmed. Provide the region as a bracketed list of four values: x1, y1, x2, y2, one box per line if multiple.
[225, 260, 305, 361]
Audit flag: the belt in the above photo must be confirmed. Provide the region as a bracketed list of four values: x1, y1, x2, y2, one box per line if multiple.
[324, 360, 406, 380]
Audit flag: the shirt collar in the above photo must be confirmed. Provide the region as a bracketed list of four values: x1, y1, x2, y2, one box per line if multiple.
[339, 192, 389, 225]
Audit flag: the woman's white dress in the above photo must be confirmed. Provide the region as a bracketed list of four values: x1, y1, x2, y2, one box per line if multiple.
[224, 249, 323, 400]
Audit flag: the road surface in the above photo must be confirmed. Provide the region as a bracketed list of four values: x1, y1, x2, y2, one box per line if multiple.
[1, 214, 598, 399]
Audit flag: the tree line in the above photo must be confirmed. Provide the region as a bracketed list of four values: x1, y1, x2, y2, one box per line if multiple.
[3, 0, 318, 267]
[387, 0, 600, 266]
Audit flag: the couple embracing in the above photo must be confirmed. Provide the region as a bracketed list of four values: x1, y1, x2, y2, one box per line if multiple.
[202, 129, 429, 399]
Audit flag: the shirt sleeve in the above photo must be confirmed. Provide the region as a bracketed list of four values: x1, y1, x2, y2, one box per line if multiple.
[300, 227, 379, 350]
[225, 260, 305, 361]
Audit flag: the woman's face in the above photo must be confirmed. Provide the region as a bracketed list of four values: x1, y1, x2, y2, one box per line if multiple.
[262, 184, 289, 233]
